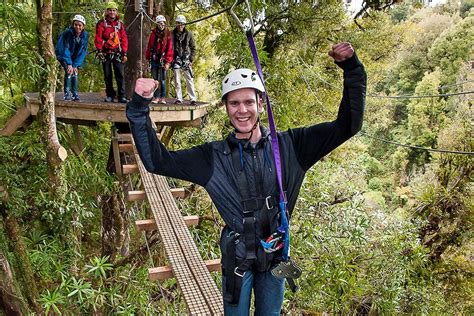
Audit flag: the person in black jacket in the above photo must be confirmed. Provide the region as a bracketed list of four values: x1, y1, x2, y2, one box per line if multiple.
[172, 15, 197, 105]
[127, 42, 366, 315]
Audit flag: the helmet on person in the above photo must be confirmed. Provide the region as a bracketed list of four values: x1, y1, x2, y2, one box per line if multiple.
[176, 15, 186, 24]
[72, 14, 86, 26]
[221, 68, 265, 100]
[105, 1, 118, 10]
[155, 15, 166, 23]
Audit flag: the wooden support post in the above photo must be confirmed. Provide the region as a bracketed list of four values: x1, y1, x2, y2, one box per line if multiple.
[72, 125, 84, 152]
[161, 126, 176, 147]
[134, 0, 140, 12]
[136, 215, 200, 231]
[0, 107, 31, 136]
[149, 259, 221, 281]
[112, 129, 123, 176]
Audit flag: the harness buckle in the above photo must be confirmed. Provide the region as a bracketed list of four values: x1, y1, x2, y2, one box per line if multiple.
[234, 267, 245, 278]
[265, 196, 274, 210]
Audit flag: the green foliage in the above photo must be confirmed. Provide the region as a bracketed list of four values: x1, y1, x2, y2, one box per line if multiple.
[86, 256, 113, 279]
[427, 13, 474, 87]
[460, 0, 474, 16]
[39, 288, 66, 315]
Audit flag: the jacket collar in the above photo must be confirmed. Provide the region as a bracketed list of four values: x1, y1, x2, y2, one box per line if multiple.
[225, 125, 270, 150]
[68, 27, 85, 38]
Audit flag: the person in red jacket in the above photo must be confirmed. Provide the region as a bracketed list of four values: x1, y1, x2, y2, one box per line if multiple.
[95, 1, 129, 103]
[145, 15, 173, 104]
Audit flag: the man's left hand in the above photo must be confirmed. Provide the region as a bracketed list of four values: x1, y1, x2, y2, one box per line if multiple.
[328, 42, 354, 63]
[122, 55, 128, 63]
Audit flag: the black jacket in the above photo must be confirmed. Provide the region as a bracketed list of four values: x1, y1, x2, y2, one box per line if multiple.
[172, 28, 196, 62]
[126, 54, 366, 261]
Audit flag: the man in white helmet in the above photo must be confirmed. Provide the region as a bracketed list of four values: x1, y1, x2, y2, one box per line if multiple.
[127, 42, 366, 314]
[55, 14, 89, 101]
[172, 14, 197, 105]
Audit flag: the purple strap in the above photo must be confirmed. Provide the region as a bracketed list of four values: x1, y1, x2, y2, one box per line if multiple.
[246, 32, 290, 260]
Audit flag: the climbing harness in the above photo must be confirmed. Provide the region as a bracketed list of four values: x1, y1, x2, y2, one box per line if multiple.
[228, 0, 302, 293]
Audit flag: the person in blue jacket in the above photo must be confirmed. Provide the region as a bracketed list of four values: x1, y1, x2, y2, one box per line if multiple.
[55, 15, 89, 101]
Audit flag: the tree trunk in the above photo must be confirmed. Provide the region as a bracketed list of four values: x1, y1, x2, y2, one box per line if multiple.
[0, 252, 26, 315]
[124, 1, 153, 98]
[0, 190, 41, 314]
[35, 0, 67, 195]
[101, 189, 127, 262]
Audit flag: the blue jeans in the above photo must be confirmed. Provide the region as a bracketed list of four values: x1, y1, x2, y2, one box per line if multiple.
[60, 61, 78, 97]
[223, 270, 285, 316]
[151, 64, 167, 98]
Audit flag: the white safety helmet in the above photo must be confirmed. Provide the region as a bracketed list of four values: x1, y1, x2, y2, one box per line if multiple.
[176, 15, 186, 24]
[73, 14, 86, 26]
[155, 15, 166, 23]
[221, 68, 265, 100]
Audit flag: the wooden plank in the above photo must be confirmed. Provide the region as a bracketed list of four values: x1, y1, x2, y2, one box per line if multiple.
[127, 190, 146, 201]
[0, 107, 31, 136]
[122, 164, 138, 174]
[149, 259, 221, 281]
[118, 143, 133, 152]
[170, 188, 186, 198]
[127, 188, 186, 201]
[27, 102, 208, 124]
[136, 215, 200, 231]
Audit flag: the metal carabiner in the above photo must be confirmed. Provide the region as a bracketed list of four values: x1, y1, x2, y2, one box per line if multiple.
[229, 0, 255, 35]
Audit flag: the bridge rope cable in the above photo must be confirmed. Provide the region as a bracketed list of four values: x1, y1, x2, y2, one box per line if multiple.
[438, 79, 474, 90]
[358, 131, 474, 155]
[367, 90, 474, 99]
[291, 65, 473, 155]
[142, 2, 235, 28]
[295, 62, 474, 99]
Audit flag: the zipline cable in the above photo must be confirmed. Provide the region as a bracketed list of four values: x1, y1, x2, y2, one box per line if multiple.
[359, 131, 474, 155]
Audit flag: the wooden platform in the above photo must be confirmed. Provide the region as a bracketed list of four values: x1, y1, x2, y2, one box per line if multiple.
[1, 92, 210, 136]
[132, 138, 223, 315]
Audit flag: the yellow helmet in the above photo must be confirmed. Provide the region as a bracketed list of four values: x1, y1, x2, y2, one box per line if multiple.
[105, 1, 118, 10]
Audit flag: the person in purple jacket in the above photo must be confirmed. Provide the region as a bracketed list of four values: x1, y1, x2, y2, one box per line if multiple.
[55, 15, 89, 101]
[127, 42, 366, 315]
